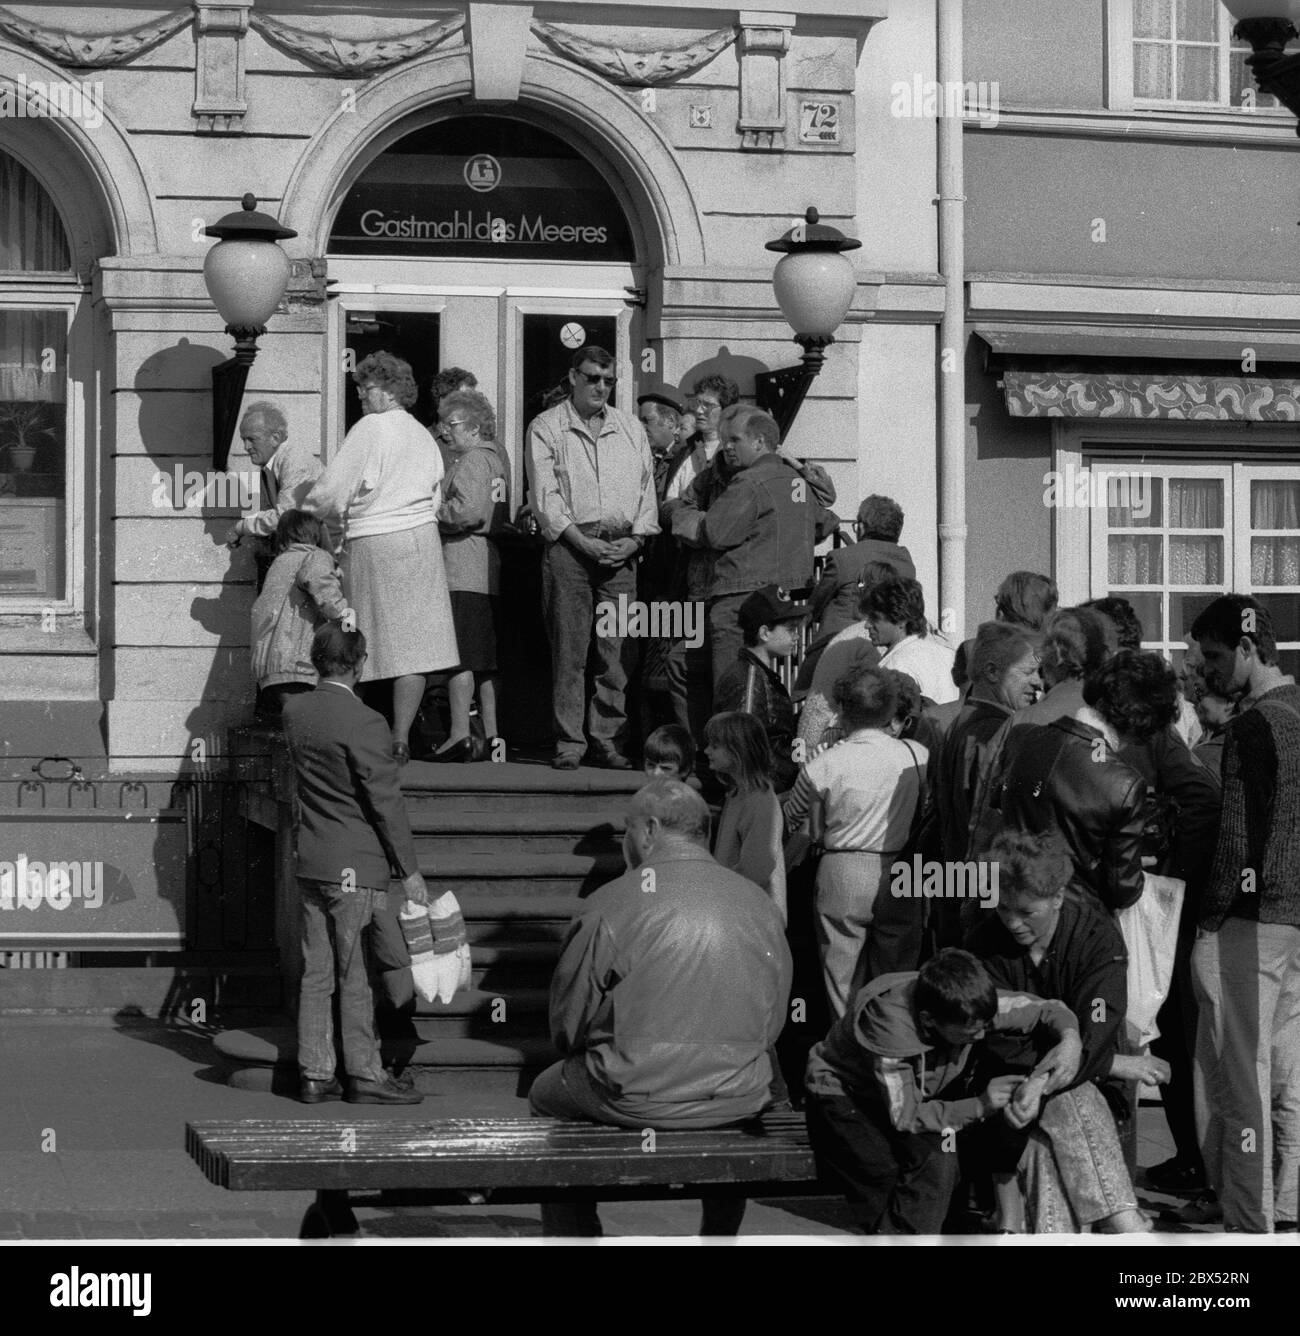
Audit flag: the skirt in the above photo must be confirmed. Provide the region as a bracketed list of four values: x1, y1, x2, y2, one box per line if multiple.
[448, 590, 499, 673]
[342, 523, 459, 682]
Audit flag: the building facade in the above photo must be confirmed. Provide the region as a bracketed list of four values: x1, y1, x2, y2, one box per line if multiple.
[3, 0, 1297, 957]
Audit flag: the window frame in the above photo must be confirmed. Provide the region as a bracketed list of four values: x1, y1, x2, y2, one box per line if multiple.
[1053, 421, 1300, 670]
[0, 287, 86, 616]
[1106, 0, 1293, 118]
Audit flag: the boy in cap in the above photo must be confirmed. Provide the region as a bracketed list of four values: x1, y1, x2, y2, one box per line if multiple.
[713, 584, 808, 792]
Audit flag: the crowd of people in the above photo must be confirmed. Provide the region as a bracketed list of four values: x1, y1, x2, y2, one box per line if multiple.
[241, 346, 1298, 1236]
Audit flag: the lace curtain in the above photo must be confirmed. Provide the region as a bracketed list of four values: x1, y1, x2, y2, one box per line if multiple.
[1251, 481, 1300, 587]
[0, 310, 66, 404]
[1109, 477, 1225, 585]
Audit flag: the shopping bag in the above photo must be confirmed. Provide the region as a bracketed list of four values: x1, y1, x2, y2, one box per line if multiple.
[1116, 872, 1184, 1050]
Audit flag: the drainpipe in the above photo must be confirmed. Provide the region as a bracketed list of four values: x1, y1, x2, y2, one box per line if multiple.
[937, 0, 967, 643]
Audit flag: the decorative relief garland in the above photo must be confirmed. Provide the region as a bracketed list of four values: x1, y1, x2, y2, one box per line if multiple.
[0, 5, 189, 68]
[248, 11, 465, 76]
[529, 21, 734, 86]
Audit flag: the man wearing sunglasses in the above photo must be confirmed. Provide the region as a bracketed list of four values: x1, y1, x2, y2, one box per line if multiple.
[526, 345, 659, 770]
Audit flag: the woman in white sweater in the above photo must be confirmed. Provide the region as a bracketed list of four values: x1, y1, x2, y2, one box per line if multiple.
[302, 351, 459, 762]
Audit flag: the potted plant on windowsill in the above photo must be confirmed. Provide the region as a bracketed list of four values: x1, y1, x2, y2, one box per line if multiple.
[0, 401, 56, 473]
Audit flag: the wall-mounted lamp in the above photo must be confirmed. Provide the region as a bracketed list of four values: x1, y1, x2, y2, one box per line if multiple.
[754, 207, 861, 443]
[202, 194, 297, 470]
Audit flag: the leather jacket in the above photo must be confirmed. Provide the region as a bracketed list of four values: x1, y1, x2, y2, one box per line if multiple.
[987, 715, 1148, 913]
[549, 851, 793, 1125]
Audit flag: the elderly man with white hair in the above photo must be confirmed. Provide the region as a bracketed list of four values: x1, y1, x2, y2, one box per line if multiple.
[529, 777, 793, 1235]
[224, 401, 322, 550]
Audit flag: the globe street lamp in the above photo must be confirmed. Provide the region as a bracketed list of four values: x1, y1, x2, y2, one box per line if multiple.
[1222, 1, 1300, 132]
[202, 194, 297, 470]
[754, 207, 861, 442]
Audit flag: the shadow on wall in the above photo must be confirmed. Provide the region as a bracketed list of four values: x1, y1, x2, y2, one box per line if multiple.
[132, 339, 257, 776]
[677, 346, 772, 403]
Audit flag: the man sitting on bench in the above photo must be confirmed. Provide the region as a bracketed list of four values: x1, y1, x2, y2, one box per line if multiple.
[530, 777, 793, 1235]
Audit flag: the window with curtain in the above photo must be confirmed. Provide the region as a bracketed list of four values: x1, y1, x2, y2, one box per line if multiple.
[1096, 459, 1300, 679]
[1132, 0, 1282, 109]
[0, 151, 73, 604]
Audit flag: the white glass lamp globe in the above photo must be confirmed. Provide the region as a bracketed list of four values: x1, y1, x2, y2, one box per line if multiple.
[772, 250, 858, 339]
[203, 240, 291, 331]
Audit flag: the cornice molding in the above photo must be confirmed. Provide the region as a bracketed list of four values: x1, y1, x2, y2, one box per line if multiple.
[0, 5, 188, 68]
[529, 20, 734, 86]
[979, 106, 1299, 148]
[249, 11, 465, 76]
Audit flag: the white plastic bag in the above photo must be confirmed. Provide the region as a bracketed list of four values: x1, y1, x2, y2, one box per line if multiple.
[1116, 873, 1184, 1050]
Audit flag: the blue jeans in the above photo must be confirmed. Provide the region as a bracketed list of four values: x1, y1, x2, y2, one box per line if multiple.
[542, 540, 636, 757]
[708, 592, 749, 688]
[297, 878, 388, 1083]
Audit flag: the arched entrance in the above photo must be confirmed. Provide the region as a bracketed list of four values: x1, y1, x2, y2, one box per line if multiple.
[323, 110, 647, 749]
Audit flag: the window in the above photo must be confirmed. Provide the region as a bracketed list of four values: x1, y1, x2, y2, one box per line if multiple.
[1091, 459, 1300, 677]
[0, 152, 75, 607]
[1132, 0, 1281, 109]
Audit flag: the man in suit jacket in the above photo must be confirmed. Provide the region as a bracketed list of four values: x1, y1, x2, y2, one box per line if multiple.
[282, 624, 427, 1105]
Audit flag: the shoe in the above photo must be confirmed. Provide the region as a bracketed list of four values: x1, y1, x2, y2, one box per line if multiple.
[1172, 1193, 1222, 1225]
[393, 741, 411, 765]
[434, 736, 474, 763]
[299, 1076, 344, 1104]
[345, 1075, 424, 1105]
[1143, 1157, 1206, 1193]
[551, 752, 581, 771]
[385, 1067, 416, 1092]
[594, 751, 633, 770]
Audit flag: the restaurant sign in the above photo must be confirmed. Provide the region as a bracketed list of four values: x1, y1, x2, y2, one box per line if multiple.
[330, 148, 634, 261]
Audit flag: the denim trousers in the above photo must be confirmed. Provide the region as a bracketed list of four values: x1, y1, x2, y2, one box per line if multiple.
[1192, 917, 1300, 1231]
[541, 541, 636, 757]
[1017, 1083, 1138, 1231]
[707, 592, 749, 689]
[296, 878, 387, 1084]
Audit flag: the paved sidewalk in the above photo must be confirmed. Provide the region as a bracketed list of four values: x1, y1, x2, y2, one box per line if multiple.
[0, 1015, 1201, 1240]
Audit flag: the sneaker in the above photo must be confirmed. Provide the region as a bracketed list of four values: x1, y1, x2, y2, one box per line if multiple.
[345, 1075, 424, 1105]
[1143, 1157, 1206, 1193]
[1173, 1193, 1222, 1226]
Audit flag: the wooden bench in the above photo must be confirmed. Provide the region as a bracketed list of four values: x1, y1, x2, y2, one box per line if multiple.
[186, 1114, 822, 1238]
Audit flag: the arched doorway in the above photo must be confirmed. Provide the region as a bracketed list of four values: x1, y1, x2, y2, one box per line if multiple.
[324, 112, 645, 748]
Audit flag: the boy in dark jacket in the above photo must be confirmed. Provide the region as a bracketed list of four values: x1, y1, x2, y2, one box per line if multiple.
[804, 947, 1082, 1233]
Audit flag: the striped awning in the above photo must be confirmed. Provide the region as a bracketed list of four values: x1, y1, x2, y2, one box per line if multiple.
[1002, 370, 1300, 421]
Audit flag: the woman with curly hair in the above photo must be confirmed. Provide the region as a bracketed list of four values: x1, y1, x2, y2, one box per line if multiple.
[303, 350, 458, 762]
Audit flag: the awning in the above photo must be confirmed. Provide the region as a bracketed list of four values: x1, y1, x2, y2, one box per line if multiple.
[976, 323, 1300, 363]
[1000, 369, 1300, 420]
